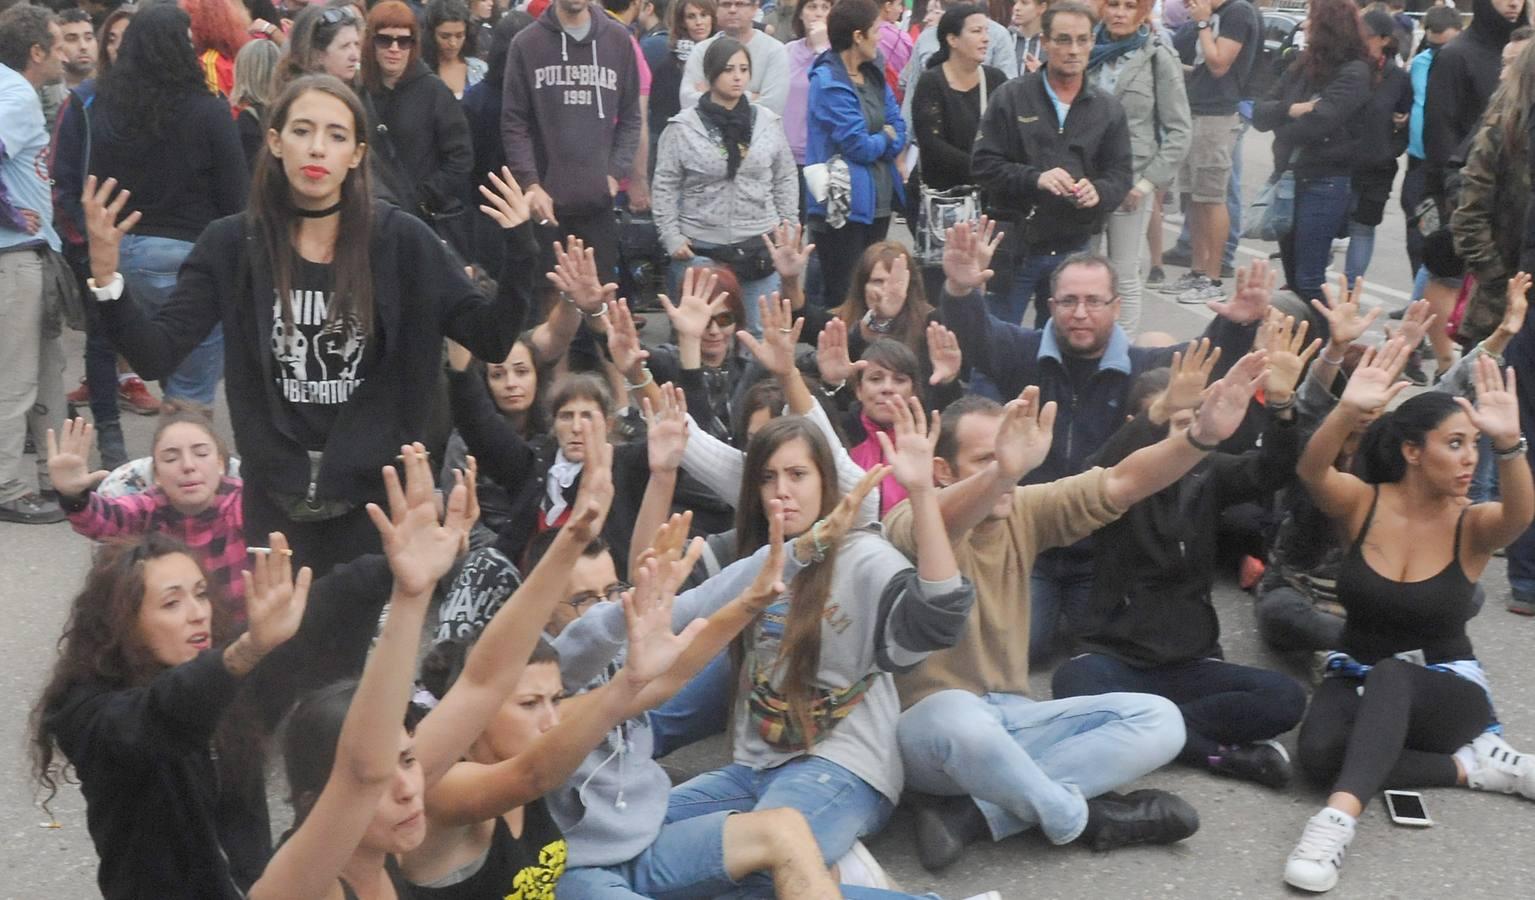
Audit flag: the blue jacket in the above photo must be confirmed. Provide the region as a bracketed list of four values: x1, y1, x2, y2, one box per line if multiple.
[942, 288, 1260, 485]
[806, 50, 906, 225]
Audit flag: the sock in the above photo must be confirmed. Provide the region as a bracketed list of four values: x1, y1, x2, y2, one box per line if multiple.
[1454, 745, 1477, 780]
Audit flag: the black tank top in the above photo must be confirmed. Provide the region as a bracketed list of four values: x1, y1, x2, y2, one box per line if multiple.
[405, 799, 567, 900]
[1336, 486, 1478, 665]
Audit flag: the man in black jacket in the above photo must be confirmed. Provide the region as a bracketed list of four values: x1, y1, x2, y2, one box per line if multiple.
[1422, 0, 1528, 202]
[972, 0, 1131, 328]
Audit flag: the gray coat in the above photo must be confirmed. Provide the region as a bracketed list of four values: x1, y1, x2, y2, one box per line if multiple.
[651, 103, 799, 255]
[1089, 36, 1192, 193]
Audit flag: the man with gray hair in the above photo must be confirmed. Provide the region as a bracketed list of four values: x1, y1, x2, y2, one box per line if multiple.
[0, 1, 68, 524]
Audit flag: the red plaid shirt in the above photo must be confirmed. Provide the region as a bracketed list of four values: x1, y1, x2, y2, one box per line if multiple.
[67, 478, 248, 622]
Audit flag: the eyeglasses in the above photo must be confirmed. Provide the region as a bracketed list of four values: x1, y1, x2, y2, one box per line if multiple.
[1049, 34, 1094, 48]
[373, 33, 416, 50]
[1049, 296, 1115, 311]
[565, 582, 630, 610]
[707, 312, 737, 330]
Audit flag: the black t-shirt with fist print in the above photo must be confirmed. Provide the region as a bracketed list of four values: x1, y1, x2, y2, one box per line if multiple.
[271, 260, 374, 450]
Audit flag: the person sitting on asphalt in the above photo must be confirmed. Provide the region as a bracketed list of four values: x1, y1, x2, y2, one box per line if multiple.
[889, 255, 1275, 870]
[1051, 315, 1314, 790]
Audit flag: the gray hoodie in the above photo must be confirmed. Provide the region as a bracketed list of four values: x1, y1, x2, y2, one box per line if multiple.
[651, 104, 799, 255]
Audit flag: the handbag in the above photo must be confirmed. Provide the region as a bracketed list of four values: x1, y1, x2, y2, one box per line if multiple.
[1242, 170, 1295, 241]
[40, 246, 87, 335]
[916, 185, 982, 265]
[694, 238, 776, 283]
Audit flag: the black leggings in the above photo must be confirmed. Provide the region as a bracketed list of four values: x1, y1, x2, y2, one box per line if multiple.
[1296, 659, 1492, 803]
[243, 482, 383, 579]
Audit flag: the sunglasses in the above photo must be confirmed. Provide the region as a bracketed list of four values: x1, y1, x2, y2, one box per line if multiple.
[321, 7, 356, 26]
[373, 33, 416, 50]
[708, 312, 737, 329]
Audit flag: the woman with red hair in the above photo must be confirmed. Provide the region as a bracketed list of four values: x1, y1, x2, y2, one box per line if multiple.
[183, 0, 255, 98]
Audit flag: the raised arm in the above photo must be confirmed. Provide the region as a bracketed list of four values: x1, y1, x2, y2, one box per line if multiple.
[1297, 338, 1413, 519]
[248, 449, 458, 900]
[529, 237, 617, 365]
[930, 385, 1056, 542]
[630, 386, 689, 576]
[879, 397, 958, 585]
[440, 168, 537, 360]
[1459, 355, 1535, 554]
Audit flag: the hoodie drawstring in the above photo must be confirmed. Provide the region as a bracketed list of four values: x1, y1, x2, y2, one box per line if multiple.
[560, 29, 568, 62]
[593, 40, 604, 120]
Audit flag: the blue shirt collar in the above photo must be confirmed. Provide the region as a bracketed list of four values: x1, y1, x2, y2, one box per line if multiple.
[1038, 319, 1133, 374]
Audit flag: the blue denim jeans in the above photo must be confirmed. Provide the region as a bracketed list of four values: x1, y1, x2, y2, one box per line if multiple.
[1028, 550, 1096, 662]
[897, 689, 1184, 844]
[119, 234, 222, 406]
[1051, 654, 1307, 763]
[1278, 175, 1353, 334]
[1471, 434, 1499, 503]
[994, 241, 1091, 329]
[1508, 517, 1535, 598]
[1344, 219, 1375, 285]
[649, 651, 732, 759]
[667, 257, 780, 338]
[667, 757, 897, 882]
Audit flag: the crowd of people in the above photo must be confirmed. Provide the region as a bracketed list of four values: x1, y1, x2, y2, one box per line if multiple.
[6, 0, 1535, 896]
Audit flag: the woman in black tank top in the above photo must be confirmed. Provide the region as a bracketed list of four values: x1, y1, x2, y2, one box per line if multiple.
[1281, 344, 1535, 893]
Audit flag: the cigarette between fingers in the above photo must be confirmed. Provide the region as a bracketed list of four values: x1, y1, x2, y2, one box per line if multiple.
[247, 547, 294, 556]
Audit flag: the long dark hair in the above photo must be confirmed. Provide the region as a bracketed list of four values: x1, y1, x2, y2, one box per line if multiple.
[250, 75, 376, 336]
[834, 241, 933, 351]
[95, 3, 138, 77]
[927, 3, 988, 68]
[30, 534, 241, 812]
[1357, 391, 1465, 484]
[1298, 0, 1367, 86]
[734, 417, 844, 747]
[423, 0, 478, 67]
[96, 3, 208, 141]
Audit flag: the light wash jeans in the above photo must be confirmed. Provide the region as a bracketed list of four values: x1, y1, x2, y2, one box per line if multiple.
[897, 689, 1186, 845]
[667, 257, 781, 338]
[0, 248, 65, 502]
[1100, 201, 1153, 336]
[119, 234, 223, 406]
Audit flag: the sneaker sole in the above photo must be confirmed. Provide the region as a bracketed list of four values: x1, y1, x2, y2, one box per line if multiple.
[1284, 865, 1340, 893]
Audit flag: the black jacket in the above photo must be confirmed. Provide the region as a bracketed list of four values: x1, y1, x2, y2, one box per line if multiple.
[1423, 0, 1527, 179]
[1353, 61, 1413, 176]
[367, 61, 474, 219]
[1074, 411, 1301, 667]
[1252, 59, 1372, 178]
[971, 70, 1133, 249]
[102, 204, 535, 504]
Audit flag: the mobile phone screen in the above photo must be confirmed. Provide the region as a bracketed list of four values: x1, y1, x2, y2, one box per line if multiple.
[1386, 792, 1427, 820]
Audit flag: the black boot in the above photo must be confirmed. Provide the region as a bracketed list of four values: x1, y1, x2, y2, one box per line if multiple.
[1078, 789, 1200, 852]
[96, 421, 128, 472]
[914, 795, 987, 872]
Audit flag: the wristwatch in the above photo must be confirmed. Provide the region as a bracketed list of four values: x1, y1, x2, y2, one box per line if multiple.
[87, 273, 124, 302]
[1196, 20, 1212, 31]
[1495, 435, 1529, 460]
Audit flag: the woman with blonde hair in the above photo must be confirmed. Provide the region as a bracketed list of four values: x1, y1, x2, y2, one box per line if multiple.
[232, 37, 282, 170]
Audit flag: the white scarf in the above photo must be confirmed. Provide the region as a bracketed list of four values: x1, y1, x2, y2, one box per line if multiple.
[545, 449, 584, 522]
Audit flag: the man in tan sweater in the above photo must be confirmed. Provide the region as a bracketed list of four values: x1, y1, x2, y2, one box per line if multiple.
[883, 340, 1269, 871]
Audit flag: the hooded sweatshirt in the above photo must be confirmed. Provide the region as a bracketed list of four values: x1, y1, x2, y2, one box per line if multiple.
[501, 4, 642, 217]
[1423, 0, 1528, 176]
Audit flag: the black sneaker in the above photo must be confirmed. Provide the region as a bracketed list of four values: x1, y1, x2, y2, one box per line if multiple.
[1079, 789, 1200, 852]
[1145, 266, 1166, 287]
[1209, 740, 1293, 788]
[0, 492, 67, 525]
[1163, 247, 1193, 268]
[1220, 261, 1235, 279]
[913, 794, 987, 872]
[1388, 305, 1407, 320]
[1402, 350, 1431, 387]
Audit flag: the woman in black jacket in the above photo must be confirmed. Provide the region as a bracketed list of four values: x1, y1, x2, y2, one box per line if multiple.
[363, 0, 476, 258]
[88, 4, 249, 416]
[1252, 0, 1372, 337]
[85, 75, 535, 576]
[1342, 10, 1413, 287]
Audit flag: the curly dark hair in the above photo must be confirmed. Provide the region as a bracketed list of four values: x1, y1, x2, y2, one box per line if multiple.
[1298, 0, 1367, 86]
[96, 3, 209, 141]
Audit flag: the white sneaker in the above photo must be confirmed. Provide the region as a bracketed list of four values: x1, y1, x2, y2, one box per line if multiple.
[1283, 807, 1356, 893]
[833, 840, 900, 890]
[1159, 271, 1202, 295]
[1467, 732, 1535, 799]
[959, 894, 1002, 900]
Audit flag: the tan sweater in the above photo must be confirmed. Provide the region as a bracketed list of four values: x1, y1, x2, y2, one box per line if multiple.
[884, 467, 1125, 708]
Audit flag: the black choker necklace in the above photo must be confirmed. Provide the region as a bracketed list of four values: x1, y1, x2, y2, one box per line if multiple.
[293, 200, 343, 218]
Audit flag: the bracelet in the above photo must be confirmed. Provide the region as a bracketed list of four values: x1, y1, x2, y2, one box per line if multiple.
[822, 379, 846, 395]
[1495, 435, 1528, 460]
[1319, 349, 1346, 366]
[1267, 394, 1296, 412]
[624, 368, 654, 391]
[564, 292, 608, 318]
[1185, 427, 1220, 452]
[810, 520, 831, 562]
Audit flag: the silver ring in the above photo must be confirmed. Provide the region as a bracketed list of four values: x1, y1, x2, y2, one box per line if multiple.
[778, 327, 794, 334]
[538, 218, 550, 226]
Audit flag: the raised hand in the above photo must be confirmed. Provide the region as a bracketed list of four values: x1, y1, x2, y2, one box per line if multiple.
[1500, 272, 1530, 337]
[659, 266, 727, 343]
[763, 221, 815, 281]
[1338, 338, 1412, 415]
[995, 385, 1057, 482]
[1206, 259, 1275, 324]
[941, 216, 1002, 296]
[876, 397, 940, 493]
[868, 253, 911, 320]
[809, 463, 887, 554]
[82, 175, 142, 285]
[565, 420, 615, 544]
[1310, 274, 1381, 349]
[1191, 350, 1269, 445]
[816, 317, 865, 386]
[1261, 312, 1321, 402]
[742, 499, 788, 610]
[478, 166, 531, 230]
[242, 531, 314, 654]
[1158, 338, 1221, 417]
[546, 237, 616, 314]
[605, 297, 651, 377]
[643, 384, 689, 473]
[46, 418, 110, 499]
[642, 510, 695, 564]
[1390, 298, 1435, 351]
[1457, 355, 1522, 448]
[366, 443, 473, 597]
[926, 321, 963, 385]
[737, 293, 803, 378]
[620, 551, 710, 687]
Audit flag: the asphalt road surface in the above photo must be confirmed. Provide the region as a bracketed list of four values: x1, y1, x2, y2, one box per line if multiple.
[3, 131, 1533, 899]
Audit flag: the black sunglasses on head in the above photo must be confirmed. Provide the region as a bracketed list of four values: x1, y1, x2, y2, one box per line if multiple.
[373, 33, 416, 49]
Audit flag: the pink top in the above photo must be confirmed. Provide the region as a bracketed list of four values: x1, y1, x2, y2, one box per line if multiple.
[785, 39, 820, 164]
[877, 21, 914, 97]
[847, 412, 906, 517]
